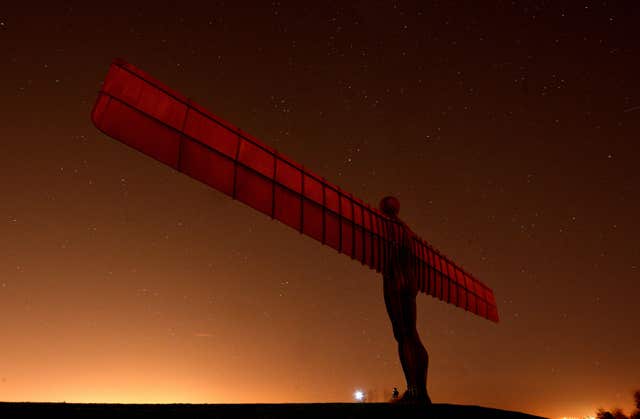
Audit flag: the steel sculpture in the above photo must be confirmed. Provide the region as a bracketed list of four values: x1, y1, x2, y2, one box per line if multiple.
[91, 59, 499, 403]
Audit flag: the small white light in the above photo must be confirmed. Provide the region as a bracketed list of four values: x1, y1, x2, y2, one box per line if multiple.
[353, 390, 364, 401]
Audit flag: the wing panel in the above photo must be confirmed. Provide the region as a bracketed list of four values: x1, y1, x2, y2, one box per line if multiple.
[235, 165, 273, 216]
[324, 211, 341, 251]
[362, 210, 373, 268]
[419, 244, 427, 293]
[455, 268, 466, 287]
[467, 293, 477, 314]
[450, 282, 458, 306]
[434, 265, 442, 300]
[303, 175, 323, 205]
[303, 199, 324, 243]
[136, 80, 186, 131]
[274, 185, 301, 231]
[354, 225, 364, 263]
[413, 239, 499, 322]
[457, 287, 467, 309]
[181, 139, 235, 196]
[238, 139, 275, 179]
[340, 195, 353, 221]
[477, 299, 488, 318]
[450, 264, 460, 305]
[275, 159, 302, 193]
[324, 188, 339, 213]
[371, 219, 380, 273]
[442, 260, 451, 303]
[341, 219, 354, 259]
[425, 246, 433, 295]
[184, 110, 238, 159]
[353, 204, 363, 228]
[95, 96, 181, 168]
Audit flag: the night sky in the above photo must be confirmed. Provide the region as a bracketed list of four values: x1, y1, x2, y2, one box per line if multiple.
[1, 2, 639, 418]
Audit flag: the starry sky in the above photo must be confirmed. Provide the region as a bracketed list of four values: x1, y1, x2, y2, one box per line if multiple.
[1, 2, 639, 418]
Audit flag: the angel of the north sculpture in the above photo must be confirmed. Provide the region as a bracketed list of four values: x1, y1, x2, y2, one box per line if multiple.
[91, 58, 499, 404]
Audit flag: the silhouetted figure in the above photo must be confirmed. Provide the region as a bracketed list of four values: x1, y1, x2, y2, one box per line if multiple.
[392, 387, 399, 400]
[380, 196, 431, 404]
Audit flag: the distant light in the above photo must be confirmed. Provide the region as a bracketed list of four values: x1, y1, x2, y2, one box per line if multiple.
[353, 390, 364, 402]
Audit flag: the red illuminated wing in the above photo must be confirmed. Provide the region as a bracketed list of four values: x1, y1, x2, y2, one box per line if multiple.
[411, 237, 499, 322]
[91, 58, 499, 323]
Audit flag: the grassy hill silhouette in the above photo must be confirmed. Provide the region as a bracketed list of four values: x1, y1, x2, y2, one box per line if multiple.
[0, 402, 548, 419]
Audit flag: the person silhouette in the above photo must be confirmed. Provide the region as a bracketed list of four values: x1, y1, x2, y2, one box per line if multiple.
[380, 196, 431, 404]
[392, 387, 400, 400]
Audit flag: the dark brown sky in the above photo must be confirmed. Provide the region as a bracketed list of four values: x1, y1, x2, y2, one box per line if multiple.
[1, 2, 639, 418]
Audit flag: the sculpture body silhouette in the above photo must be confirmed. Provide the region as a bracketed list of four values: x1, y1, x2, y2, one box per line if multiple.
[91, 59, 499, 401]
[380, 196, 430, 402]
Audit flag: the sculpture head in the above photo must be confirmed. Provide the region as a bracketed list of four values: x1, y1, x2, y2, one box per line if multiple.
[379, 196, 400, 217]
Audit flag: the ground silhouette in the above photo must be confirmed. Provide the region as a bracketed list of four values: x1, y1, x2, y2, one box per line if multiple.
[0, 402, 548, 419]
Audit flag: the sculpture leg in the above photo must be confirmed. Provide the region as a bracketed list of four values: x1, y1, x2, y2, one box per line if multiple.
[383, 276, 431, 403]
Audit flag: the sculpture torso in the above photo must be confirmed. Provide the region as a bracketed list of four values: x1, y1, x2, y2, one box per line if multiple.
[384, 216, 419, 297]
